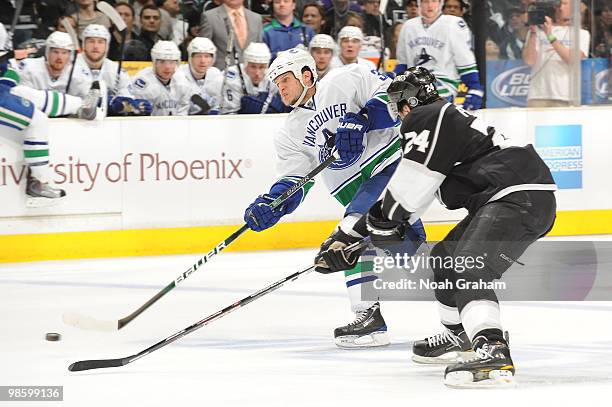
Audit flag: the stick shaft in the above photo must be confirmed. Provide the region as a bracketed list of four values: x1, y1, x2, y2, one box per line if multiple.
[113, 153, 337, 329]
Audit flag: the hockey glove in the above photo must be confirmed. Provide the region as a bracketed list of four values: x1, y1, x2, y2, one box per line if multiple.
[244, 194, 284, 232]
[462, 89, 483, 110]
[336, 112, 369, 163]
[244, 179, 305, 232]
[315, 228, 365, 274]
[366, 200, 426, 255]
[108, 96, 152, 116]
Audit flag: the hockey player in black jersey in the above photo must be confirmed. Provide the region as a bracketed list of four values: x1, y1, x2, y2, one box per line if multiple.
[317, 66, 557, 387]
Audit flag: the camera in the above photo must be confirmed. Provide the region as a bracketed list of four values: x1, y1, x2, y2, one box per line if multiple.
[527, 0, 558, 26]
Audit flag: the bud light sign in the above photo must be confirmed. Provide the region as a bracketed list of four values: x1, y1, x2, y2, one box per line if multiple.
[487, 61, 531, 107]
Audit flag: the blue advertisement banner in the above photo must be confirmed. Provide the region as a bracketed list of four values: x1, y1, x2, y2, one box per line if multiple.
[534, 125, 583, 190]
[486, 58, 610, 108]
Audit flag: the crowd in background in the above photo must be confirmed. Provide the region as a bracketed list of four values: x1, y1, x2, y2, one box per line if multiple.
[1, 0, 610, 115]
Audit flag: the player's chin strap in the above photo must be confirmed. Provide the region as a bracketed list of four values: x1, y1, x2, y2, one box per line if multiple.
[291, 78, 316, 108]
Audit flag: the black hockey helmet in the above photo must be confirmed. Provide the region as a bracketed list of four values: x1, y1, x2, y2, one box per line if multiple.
[387, 66, 439, 117]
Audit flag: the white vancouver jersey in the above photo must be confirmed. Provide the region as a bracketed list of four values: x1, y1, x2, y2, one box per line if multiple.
[129, 66, 194, 116]
[176, 64, 224, 114]
[16, 57, 91, 98]
[220, 64, 276, 114]
[329, 56, 377, 71]
[73, 54, 132, 97]
[396, 14, 477, 98]
[275, 64, 401, 206]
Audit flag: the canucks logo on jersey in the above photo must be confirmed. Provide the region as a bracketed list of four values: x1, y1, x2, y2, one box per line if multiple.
[318, 128, 363, 170]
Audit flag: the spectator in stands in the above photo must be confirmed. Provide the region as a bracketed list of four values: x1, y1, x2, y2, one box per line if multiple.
[159, 0, 187, 43]
[522, 0, 590, 107]
[38, 0, 74, 38]
[499, 6, 528, 60]
[330, 25, 376, 69]
[405, 0, 419, 19]
[593, 1, 612, 58]
[486, 37, 500, 60]
[363, 0, 390, 42]
[133, 0, 155, 33]
[263, 0, 315, 60]
[138, 6, 165, 60]
[108, 2, 141, 61]
[345, 11, 365, 31]
[71, 0, 111, 36]
[442, 0, 465, 18]
[324, 0, 352, 37]
[302, 3, 326, 34]
[309, 33, 336, 78]
[199, 0, 264, 70]
[54, 15, 78, 34]
[203, 0, 223, 12]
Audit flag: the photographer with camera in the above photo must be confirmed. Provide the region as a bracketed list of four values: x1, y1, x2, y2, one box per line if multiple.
[522, 0, 590, 107]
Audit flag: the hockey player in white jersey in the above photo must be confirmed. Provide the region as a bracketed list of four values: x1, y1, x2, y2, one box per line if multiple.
[129, 41, 193, 116]
[309, 34, 336, 79]
[74, 24, 151, 116]
[329, 26, 377, 71]
[175, 37, 223, 115]
[395, 0, 483, 109]
[17, 32, 90, 98]
[242, 48, 425, 348]
[220, 42, 285, 115]
[1, 51, 102, 207]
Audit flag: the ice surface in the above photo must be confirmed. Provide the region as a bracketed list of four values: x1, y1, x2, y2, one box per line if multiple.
[1, 239, 611, 406]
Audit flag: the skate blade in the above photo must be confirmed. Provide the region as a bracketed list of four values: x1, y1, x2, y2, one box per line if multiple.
[335, 331, 390, 349]
[26, 195, 65, 208]
[444, 369, 516, 389]
[412, 350, 474, 365]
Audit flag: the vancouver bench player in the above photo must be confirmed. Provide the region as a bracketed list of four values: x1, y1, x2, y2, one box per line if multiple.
[395, 0, 483, 110]
[242, 48, 425, 348]
[321, 67, 556, 386]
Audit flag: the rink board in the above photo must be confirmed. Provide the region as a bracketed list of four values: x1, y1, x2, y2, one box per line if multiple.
[1, 106, 611, 262]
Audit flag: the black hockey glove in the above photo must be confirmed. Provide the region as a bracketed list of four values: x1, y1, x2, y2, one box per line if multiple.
[366, 200, 407, 247]
[314, 228, 365, 274]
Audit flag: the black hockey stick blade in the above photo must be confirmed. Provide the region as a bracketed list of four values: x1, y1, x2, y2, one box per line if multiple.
[191, 94, 211, 114]
[68, 357, 129, 372]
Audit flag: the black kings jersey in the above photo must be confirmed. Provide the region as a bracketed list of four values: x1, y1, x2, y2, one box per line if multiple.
[387, 100, 556, 216]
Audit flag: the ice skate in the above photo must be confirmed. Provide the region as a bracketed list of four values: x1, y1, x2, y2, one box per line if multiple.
[444, 336, 515, 388]
[412, 328, 473, 364]
[25, 169, 66, 207]
[334, 302, 390, 348]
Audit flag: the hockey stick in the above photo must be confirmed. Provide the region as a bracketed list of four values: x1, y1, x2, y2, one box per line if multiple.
[218, 16, 235, 112]
[68, 240, 366, 372]
[7, 0, 24, 46]
[63, 18, 80, 94]
[96, 1, 127, 94]
[190, 94, 211, 114]
[63, 151, 340, 332]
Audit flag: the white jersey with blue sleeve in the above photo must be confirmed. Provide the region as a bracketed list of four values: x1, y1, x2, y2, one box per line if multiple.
[176, 63, 223, 114]
[129, 66, 193, 116]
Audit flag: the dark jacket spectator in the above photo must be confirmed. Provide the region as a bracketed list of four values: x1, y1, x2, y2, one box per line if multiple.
[137, 5, 164, 60]
[108, 2, 141, 61]
[199, 0, 263, 70]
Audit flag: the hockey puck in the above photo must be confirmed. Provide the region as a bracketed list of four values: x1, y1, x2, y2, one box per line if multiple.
[45, 332, 61, 341]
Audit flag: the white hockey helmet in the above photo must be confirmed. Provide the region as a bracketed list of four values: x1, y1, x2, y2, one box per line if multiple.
[187, 37, 216, 62]
[243, 42, 271, 65]
[309, 34, 336, 52]
[337, 26, 364, 43]
[81, 24, 111, 43]
[46, 31, 75, 52]
[151, 40, 181, 62]
[266, 48, 317, 108]
[45, 31, 74, 61]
